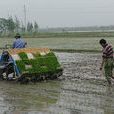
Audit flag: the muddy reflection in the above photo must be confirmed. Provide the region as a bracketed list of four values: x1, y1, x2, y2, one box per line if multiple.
[0, 81, 60, 114]
[0, 52, 113, 114]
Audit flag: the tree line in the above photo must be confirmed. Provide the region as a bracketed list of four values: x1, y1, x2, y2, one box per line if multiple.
[0, 17, 39, 33]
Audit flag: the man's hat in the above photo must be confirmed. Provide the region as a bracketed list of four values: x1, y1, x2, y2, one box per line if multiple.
[15, 33, 21, 37]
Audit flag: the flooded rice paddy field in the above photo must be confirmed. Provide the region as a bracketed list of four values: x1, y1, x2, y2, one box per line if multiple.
[0, 37, 114, 50]
[0, 52, 113, 114]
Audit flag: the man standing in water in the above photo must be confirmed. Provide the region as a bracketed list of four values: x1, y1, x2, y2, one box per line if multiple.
[99, 39, 113, 85]
[12, 33, 26, 48]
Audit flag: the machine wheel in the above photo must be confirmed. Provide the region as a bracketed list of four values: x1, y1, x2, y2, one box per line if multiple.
[2, 70, 8, 80]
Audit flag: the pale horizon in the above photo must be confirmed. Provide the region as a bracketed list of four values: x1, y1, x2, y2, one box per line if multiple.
[0, 0, 114, 28]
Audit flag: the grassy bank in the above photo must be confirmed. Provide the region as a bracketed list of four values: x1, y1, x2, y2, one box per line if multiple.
[51, 49, 101, 53]
[0, 31, 114, 38]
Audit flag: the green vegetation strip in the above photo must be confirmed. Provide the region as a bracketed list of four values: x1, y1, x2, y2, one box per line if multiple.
[51, 49, 101, 53]
[0, 31, 114, 38]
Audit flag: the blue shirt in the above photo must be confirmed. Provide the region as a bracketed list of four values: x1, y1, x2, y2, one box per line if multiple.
[12, 38, 25, 48]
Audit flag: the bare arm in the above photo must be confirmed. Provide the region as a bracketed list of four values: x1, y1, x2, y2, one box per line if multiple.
[100, 58, 106, 70]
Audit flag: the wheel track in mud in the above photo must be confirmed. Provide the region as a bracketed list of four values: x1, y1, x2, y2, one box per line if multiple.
[51, 52, 114, 114]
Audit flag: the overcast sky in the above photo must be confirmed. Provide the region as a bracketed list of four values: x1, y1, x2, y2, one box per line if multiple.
[0, 0, 114, 28]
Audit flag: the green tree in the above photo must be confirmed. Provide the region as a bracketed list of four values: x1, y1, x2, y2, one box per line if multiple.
[7, 17, 15, 32]
[0, 18, 8, 33]
[14, 16, 20, 32]
[21, 24, 26, 33]
[34, 22, 39, 32]
[27, 22, 33, 32]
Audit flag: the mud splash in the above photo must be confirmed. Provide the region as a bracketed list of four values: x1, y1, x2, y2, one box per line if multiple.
[0, 52, 113, 114]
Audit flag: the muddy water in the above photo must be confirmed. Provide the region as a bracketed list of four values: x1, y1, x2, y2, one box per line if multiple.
[0, 52, 114, 114]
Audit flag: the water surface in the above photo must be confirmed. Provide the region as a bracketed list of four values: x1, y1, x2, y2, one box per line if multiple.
[0, 52, 113, 114]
